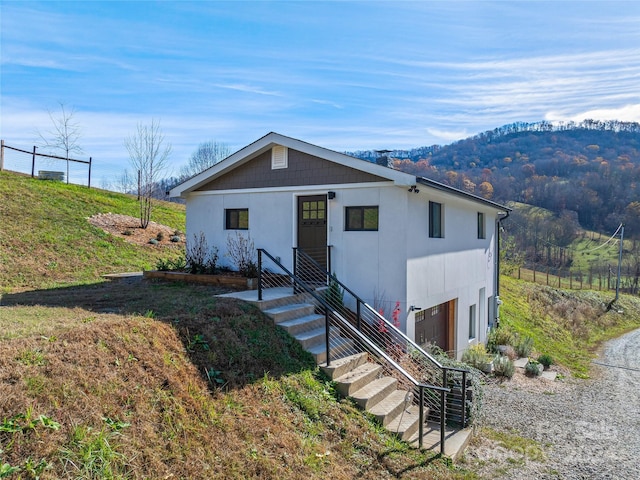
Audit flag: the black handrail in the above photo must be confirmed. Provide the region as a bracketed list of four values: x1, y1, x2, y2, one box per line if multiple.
[257, 248, 452, 452]
[293, 247, 472, 429]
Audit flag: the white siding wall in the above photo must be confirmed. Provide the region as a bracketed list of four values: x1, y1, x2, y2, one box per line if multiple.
[405, 190, 498, 358]
[186, 190, 296, 271]
[186, 183, 500, 359]
[329, 186, 408, 325]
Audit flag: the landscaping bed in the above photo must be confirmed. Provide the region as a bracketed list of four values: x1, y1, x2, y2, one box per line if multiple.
[143, 270, 256, 289]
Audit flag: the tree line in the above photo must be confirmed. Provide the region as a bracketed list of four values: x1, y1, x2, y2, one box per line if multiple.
[352, 121, 640, 239]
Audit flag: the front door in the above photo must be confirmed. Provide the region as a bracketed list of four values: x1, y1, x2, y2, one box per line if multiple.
[415, 302, 450, 351]
[297, 195, 328, 279]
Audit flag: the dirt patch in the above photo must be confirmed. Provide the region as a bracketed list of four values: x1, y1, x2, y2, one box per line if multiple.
[88, 213, 184, 247]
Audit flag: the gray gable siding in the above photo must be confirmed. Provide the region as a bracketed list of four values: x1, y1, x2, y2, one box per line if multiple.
[196, 148, 387, 191]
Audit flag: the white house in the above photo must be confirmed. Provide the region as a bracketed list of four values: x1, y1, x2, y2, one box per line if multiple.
[170, 132, 509, 359]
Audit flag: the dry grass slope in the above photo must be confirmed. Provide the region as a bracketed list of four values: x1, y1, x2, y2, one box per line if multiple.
[0, 282, 468, 479]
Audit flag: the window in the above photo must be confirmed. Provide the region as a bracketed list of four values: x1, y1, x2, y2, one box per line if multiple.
[345, 206, 378, 231]
[429, 201, 443, 238]
[477, 212, 486, 239]
[225, 208, 249, 230]
[302, 200, 325, 220]
[469, 304, 477, 340]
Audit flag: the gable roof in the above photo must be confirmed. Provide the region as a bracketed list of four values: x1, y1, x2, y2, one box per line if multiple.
[170, 132, 415, 197]
[169, 132, 510, 212]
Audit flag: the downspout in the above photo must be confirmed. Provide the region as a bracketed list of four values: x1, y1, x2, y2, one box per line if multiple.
[494, 210, 510, 328]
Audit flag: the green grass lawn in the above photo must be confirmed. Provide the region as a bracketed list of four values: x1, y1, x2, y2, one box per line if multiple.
[0, 171, 185, 291]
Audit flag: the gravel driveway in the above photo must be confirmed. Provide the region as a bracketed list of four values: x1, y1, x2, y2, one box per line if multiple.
[465, 328, 640, 479]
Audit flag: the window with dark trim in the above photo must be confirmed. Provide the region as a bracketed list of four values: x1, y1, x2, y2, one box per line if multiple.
[477, 212, 486, 239]
[429, 201, 443, 238]
[469, 304, 477, 340]
[345, 206, 379, 231]
[225, 208, 249, 230]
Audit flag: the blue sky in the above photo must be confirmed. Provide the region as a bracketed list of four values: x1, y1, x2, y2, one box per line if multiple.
[1, 1, 639, 186]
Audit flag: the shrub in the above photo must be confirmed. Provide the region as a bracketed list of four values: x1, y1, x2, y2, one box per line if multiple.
[156, 232, 165, 241]
[156, 258, 171, 271]
[325, 273, 344, 309]
[186, 232, 219, 274]
[525, 360, 542, 377]
[503, 345, 518, 361]
[148, 238, 159, 245]
[516, 335, 534, 358]
[487, 325, 516, 352]
[122, 229, 133, 236]
[226, 232, 256, 276]
[461, 344, 491, 371]
[538, 353, 554, 368]
[170, 235, 181, 243]
[493, 355, 515, 378]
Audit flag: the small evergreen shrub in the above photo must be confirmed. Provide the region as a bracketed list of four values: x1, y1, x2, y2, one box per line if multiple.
[156, 258, 171, 271]
[487, 326, 516, 353]
[516, 336, 534, 358]
[538, 353, 554, 368]
[525, 360, 542, 377]
[325, 273, 345, 310]
[122, 229, 134, 236]
[170, 235, 181, 243]
[156, 232, 165, 241]
[461, 344, 489, 370]
[148, 238, 159, 245]
[493, 355, 515, 378]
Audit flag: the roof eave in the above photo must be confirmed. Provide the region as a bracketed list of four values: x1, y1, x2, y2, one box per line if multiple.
[416, 176, 511, 212]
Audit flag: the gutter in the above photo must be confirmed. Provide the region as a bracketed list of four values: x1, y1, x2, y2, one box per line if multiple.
[494, 210, 511, 327]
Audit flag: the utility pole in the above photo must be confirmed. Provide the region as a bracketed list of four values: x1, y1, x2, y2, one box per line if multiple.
[615, 224, 624, 303]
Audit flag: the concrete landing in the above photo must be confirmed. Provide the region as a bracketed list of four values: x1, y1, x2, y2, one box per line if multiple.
[102, 272, 143, 283]
[411, 422, 473, 461]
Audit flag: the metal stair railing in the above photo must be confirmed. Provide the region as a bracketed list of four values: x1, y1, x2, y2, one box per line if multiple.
[291, 247, 472, 429]
[257, 248, 453, 452]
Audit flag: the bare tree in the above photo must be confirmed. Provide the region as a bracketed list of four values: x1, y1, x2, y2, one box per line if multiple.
[124, 120, 172, 229]
[38, 102, 83, 184]
[180, 140, 230, 180]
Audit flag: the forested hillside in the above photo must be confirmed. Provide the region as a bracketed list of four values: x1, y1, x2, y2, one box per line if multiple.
[351, 120, 640, 237]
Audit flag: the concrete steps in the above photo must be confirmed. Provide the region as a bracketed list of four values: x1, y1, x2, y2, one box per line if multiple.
[247, 289, 468, 460]
[262, 301, 354, 364]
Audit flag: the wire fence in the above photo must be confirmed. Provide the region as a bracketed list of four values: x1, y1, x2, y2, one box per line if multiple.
[0, 140, 92, 187]
[508, 262, 640, 295]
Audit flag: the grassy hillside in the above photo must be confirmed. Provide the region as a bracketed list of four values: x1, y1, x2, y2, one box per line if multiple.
[0, 282, 468, 479]
[0, 171, 185, 292]
[500, 275, 640, 377]
[0, 171, 468, 478]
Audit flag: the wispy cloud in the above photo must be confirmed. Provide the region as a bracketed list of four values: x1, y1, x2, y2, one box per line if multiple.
[2, 0, 639, 178]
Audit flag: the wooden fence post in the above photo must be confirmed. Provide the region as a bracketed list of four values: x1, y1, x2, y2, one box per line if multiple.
[31, 146, 36, 177]
[88, 157, 92, 188]
[0, 140, 4, 171]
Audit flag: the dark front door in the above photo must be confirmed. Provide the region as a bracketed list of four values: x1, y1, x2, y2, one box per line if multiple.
[297, 195, 328, 280]
[415, 302, 449, 351]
